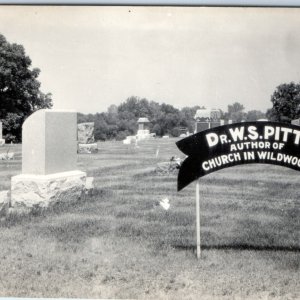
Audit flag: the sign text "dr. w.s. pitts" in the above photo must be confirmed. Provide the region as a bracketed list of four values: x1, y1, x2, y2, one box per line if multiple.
[206, 125, 300, 148]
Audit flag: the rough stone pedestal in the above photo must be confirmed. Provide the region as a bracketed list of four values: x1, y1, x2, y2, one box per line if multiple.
[78, 143, 98, 154]
[78, 122, 95, 144]
[0, 190, 10, 216]
[11, 170, 86, 213]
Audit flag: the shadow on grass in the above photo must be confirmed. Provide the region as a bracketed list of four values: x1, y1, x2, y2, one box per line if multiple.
[173, 244, 300, 253]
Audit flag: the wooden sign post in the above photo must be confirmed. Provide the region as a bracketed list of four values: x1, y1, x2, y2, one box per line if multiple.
[176, 121, 300, 258]
[195, 179, 201, 259]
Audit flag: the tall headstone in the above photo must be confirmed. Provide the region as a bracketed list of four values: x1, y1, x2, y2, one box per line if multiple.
[136, 117, 152, 140]
[11, 109, 87, 212]
[0, 121, 5, 146]
[22, 110, 77, 174]
[77, 122, 98, 154]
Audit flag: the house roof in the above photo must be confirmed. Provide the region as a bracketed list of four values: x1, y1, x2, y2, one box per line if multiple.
[137, 117, 150, 123]
[194, 108, 221, 120]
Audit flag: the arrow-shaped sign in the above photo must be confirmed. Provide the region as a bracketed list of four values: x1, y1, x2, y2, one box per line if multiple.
[176, 121, 300, 191]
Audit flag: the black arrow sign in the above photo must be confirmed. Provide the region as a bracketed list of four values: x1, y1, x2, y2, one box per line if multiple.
[176, 121, 300, 191]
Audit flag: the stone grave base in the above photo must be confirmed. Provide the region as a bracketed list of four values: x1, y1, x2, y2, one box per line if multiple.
[78, 143, 98, 154]
[0, 139, 5, 146]
[10, 170, 87, 213]
[0, 190, 10, 216]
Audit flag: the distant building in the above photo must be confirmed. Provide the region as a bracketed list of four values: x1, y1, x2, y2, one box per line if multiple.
[194, 108, 229, 133]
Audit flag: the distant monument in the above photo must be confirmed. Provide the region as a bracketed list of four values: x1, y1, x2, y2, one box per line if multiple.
[77, 122, 98, 154]
[137, 117, 149, 131]
[10, 109, 87, 213]
[0, 121, 5, 146]
[195, 108, 221, 133]
[136, 117, 152, 140]
[123, 117, 155, 144]
[194, 108, 232, 133]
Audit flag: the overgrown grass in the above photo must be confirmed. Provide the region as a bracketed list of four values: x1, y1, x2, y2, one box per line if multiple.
[0, 139, 299, 299]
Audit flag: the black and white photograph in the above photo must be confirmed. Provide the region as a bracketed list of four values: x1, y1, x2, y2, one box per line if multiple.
[0, 5, 299, 299]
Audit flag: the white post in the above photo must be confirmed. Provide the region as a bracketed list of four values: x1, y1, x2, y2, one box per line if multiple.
[195, 179, 201, 259]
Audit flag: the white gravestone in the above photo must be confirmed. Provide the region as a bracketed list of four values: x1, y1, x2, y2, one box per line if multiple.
[77, 122, 98, 154]
[11, 109, 87, 212]
[0, 121, 5, 146]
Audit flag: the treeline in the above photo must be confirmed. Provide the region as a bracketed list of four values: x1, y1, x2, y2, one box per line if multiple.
[78, 96, 266, 141]
[2, 32, 298, 143]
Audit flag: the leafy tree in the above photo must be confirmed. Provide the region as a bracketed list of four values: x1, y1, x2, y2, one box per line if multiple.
[152, 124, 162, 136]
[78, 113, 95, 123]
[94, 113, 108, 140]
[117, 97, 186, 137]
[225, 102, 246, 122]
[245, 110, 266, 121]
[107, 104, 118, 115]
[79, 96, 228, 140]
[0, 34, 52, 142]
[180, 106, 201, 132]
[267, 82, 300, 122]
[265, 108, 278, 122]
[171, 127, 181, 137]
[118, 96, 143, 118]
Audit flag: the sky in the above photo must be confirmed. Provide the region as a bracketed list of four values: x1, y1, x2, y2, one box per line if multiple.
[1, 6, 300, 114]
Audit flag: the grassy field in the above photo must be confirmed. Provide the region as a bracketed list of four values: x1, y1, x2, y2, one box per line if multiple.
[0, 139, 299, 299]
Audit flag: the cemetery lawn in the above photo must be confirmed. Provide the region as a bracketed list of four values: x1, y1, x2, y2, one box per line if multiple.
[0, 139, 299, 299]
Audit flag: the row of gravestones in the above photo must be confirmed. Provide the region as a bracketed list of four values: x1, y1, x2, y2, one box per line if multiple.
[0, 109, 94, 215]
[0, 119, 98, 151]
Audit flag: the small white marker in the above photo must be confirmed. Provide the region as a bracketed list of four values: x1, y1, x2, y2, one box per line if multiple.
[159, 198, 170, 210]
